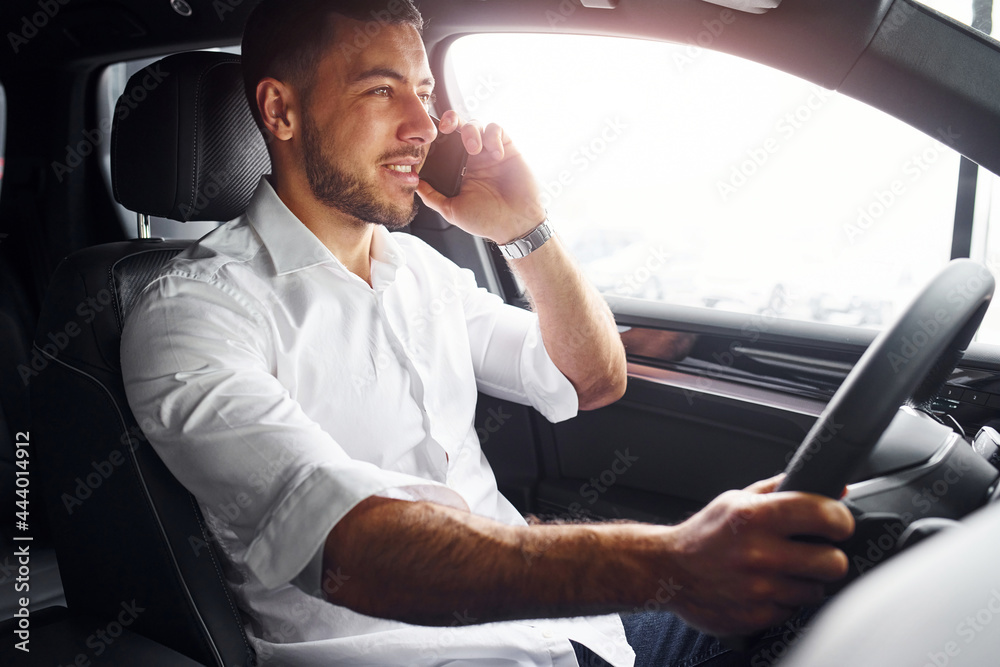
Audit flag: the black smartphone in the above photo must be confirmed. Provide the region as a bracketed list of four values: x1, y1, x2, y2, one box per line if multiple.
[419, 116, 468, 198]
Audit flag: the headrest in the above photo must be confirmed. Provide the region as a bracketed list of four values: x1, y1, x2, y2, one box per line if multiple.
[111, 51, 272, 222]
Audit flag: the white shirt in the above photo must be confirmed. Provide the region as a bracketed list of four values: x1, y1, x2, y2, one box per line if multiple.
[121, 177, 635, 667]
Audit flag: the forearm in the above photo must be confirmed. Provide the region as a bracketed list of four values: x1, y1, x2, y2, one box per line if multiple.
[508, 235, 627, 409]
[322, 496, 673, 625]
[414, 117, 625, 408]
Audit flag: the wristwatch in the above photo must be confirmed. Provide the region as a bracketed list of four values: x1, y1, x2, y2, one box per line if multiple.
[496, 219, 554, 260]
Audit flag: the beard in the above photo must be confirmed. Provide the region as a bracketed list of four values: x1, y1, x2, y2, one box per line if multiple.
[301, 113, 421, 230]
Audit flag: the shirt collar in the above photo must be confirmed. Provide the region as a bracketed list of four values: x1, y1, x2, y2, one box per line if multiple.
[244, 176, 407, 281]
[245, 176, 336, 276]
[369, 225, 408, 290]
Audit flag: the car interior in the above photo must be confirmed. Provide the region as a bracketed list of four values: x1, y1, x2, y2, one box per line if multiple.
[2, 0, 1000, 665]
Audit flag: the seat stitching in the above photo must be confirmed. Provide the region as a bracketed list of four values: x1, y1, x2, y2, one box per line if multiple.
[187, 492, 256, 663]
[109, 246, 188, 332]
[36, 345, 246, 667]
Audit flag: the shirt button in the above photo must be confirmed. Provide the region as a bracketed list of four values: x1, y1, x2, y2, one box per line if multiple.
[542, 630, 554, 639]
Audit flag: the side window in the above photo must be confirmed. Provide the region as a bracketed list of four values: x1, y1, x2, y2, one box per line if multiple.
[913, 0, 1000, 345]
[97, 48, 240, 240]
[445, 34, 966, 335]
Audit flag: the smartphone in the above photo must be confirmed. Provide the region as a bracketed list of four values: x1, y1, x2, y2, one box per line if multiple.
[420, 116, 468, 198]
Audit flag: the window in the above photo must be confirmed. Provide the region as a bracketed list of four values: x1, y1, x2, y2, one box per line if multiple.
[445, 34, 970, 335]
[98, 48, 240, 240]
[908, 0, 1000, 344]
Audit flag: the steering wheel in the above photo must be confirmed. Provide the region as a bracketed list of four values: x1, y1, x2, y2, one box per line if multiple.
[779, 259, 994, 498]
[720, 260, 995, 651]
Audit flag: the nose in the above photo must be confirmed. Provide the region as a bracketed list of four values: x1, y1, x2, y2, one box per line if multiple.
[399, 94, 437, 145]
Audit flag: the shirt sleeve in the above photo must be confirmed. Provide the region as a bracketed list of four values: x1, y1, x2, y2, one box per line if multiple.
[120, 271, 469, 591]
[405, 237, 579, 423]
[466, 290, 580, 423]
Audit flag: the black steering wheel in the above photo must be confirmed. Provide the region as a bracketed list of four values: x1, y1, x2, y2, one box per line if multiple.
[779, 259, 995, 498]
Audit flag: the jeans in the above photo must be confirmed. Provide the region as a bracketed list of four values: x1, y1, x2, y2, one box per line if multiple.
[572, 607, 818, 667]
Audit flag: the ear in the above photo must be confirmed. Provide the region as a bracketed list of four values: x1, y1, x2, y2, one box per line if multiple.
[256, 77, 296, 144]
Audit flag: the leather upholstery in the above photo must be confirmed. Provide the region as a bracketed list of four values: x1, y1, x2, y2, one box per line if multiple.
[0, 605, 205, 666]
[34, 241, 254, 667]
[111, 51, 271, 221]
[33, 50, 265, 666]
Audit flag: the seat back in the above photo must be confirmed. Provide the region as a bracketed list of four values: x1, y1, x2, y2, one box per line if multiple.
[33, 51, 271, 667]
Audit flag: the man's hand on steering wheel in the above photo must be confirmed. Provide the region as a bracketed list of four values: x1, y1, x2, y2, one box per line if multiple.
[666, 474, 855, 636]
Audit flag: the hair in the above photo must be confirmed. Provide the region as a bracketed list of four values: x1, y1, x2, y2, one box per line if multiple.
[241, 0, 424, 131]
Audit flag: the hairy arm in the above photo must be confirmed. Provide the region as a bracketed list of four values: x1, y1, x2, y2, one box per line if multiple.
[321, 476, 854, 634]
[416, 111, 626, 411]
[322, 496, 664, 626]
[508, 236, 627, 410]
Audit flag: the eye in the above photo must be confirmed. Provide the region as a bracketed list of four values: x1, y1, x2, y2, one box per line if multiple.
[372, 86, 392, 98]
[419, 92, 437, 107]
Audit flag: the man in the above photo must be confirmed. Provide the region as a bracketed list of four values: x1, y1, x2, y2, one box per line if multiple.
[121, 0, 854, 665]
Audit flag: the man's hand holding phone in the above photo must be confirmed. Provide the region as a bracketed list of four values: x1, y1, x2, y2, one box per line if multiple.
[416, 110, 546, 245]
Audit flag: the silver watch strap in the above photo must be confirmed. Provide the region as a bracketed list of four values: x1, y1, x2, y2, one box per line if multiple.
[496, 220, 554, 260]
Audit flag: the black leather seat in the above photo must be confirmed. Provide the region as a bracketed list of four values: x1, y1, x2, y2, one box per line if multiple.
[28, 51, 271, 666]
